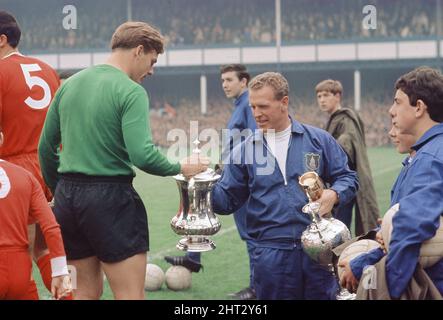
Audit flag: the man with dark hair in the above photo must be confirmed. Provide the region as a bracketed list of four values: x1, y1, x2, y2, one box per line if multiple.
[165, 64, 258, 299]
[58, 70, 76, 84]
[39, 21, 208, 300]
[315, 79, 380, 235]
[211, 72, 358, 300]
[0, 10, 61, 299]
[340, 66, 443, 299]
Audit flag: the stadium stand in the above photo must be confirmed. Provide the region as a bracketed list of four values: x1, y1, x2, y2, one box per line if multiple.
[1, 0, 437, 51]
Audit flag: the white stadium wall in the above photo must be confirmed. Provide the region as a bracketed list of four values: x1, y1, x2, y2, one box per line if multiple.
[33, 39, 443, 70]
[398, 41, 437, 59]
[357, 42, 397, 60]
[203, 48, 241, 65]
[317, 43, 357, 61]
[280, 45, 316, 63]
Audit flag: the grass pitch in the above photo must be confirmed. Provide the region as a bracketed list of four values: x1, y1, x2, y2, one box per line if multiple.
[34, 147, 405, 300]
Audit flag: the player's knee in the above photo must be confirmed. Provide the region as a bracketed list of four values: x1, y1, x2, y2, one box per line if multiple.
[113, 289, 144, 300]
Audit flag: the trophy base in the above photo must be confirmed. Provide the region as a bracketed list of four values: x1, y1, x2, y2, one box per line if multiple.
[177, 236, 216, 252]
[336, 289, 356, 300]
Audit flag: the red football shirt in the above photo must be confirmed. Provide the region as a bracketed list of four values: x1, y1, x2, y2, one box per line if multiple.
[0, 160, 65, 259]
[0, 52, 60, 158]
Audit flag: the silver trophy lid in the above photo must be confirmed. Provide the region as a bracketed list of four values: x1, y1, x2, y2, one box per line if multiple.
[174, 167, 221, 182]
[174, 139, 221, 182]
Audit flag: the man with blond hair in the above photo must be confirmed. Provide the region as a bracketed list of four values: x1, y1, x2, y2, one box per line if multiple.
[39, 21, 208, 300]
[211, 72, 358, 299]
[165, 64, 258, 300]
[316, 79, 379, 235]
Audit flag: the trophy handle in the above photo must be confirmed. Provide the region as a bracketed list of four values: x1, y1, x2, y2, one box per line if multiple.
[302, 202, 322, 224]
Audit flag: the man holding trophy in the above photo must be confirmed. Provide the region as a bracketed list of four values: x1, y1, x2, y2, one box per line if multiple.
[211, 72, 358, 300]
[38, 22, 208, 300]
[340, 66, 443, 299]
[166, 64, 258, 300]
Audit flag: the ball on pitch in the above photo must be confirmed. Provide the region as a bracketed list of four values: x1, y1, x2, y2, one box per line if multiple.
[144, 263, 165, 291]
[165, 266, 192, 291]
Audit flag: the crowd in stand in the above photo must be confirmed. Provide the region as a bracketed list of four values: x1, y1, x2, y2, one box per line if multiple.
[149, 97, 392, 149]
[2, 0, 438, 52]
[282, 0, 436, 42]
[0, 0, 419, 147]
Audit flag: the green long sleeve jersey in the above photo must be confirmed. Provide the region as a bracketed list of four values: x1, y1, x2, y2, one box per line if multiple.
[39, 64, 180, 192]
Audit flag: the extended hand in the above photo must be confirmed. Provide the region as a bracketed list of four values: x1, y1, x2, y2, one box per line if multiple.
[180, 155, 210, 178]
[51, 274, 72, 300]
[317, 189, 338, 217]
[376, 230, 387, 254]
[214, 163, 224, 175]
[338, 259, 359, 293]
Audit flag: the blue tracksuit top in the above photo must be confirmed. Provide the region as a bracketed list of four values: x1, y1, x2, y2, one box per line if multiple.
[227, 90, 257, 131]
[211, 119, 359, 249]
[350, 123, 443, 298]
[224, 90, 257, 242]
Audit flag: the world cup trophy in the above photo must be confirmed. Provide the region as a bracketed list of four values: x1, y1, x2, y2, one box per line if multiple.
[299, 171, 355, 300]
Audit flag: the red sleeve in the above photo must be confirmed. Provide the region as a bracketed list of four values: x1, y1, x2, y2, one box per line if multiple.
[28, 173, 66, 259]
[0, 71, 3, 128]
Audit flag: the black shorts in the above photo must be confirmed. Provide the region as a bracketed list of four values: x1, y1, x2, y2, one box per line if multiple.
[53, 173, 149, 263]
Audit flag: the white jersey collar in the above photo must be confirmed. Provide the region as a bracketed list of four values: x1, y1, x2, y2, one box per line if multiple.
[2, 51, 23, 59]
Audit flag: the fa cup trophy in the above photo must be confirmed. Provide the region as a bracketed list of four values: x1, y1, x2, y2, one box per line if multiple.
[170, 139, 221, 252]
[299, 171, 355, 300]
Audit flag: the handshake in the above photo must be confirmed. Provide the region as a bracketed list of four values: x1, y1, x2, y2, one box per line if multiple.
[179, 154, 211, 178]
[179, 154, 225, 178]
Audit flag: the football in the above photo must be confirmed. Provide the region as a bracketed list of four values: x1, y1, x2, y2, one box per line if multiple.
[165, 266, 192, 291]
[337, 239, 381, 280]
[144, 263, 165, 291]
[381, 203, 443, 268]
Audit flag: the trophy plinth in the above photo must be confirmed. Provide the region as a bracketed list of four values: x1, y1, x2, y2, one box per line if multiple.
[177, 236, 216, 252]
[170, 139, 221, 252]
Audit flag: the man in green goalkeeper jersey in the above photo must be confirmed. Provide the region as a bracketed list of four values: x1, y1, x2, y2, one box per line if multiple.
[39, 21, 208, 300]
